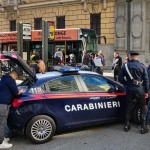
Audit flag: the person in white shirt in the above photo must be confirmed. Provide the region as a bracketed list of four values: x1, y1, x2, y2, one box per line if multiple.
[93, 54, 103, 74]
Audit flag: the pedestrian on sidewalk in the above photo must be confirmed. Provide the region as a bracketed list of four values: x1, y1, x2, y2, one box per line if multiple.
[54, 48, 61, 65]
[89, 53, 95, 71]
[0, 70, 24, 149]
[30, 50, 37, 65]
[112, 51, 122, 81]
[69, 54, 76, 67]
[118, 51, 149, 134]
[98, 50, 105, 75]
[81, 50, 90, 70]
[32, 55, 46, 73]
[93, 54, 103, 75]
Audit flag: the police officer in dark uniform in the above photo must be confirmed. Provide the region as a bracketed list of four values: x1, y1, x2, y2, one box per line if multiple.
[118, 51, 149, 134]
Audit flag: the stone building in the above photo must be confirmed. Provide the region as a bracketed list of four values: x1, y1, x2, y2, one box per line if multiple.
[1, 0, 150, 66]
[0, 0, 115, 66]
[116, 0, 150, 65]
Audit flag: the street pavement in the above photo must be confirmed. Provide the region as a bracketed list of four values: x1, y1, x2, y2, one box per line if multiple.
[10, 123, 150, 150]
[103, 71, 113, 78]
[103, 70, 114, 80]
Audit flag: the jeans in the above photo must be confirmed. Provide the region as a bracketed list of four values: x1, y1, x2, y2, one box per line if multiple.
[0, 104, 10, 144]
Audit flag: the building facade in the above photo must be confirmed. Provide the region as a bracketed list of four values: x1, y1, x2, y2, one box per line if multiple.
[115, 0, 150, 64]
[1, 0, 150, 65]
[0, 0, 115, 65]
[0, 0, 115, 43]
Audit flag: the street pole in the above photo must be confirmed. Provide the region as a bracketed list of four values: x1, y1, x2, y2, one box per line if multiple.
[17, 22, 23, 58]
[17, 22, 23, 76]
[42, 20, 48, 63]
[126, 0, 132, 57]
[26, 41, 30, 61]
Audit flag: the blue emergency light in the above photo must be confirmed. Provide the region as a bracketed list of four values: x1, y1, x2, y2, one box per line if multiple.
[54, 66, 80, 73]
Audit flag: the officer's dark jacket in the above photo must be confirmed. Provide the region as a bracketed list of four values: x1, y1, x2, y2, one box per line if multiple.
[0, 74, 18, 105]
[118, 60, 149, 93]
[148, 66, 150, 89]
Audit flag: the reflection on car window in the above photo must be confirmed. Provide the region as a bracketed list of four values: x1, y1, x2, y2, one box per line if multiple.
[47, 76, 79, 92]
[81, 75, 115, 92]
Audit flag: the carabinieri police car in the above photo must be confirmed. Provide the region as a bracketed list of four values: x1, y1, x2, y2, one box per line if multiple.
[0, 52, 140, 144]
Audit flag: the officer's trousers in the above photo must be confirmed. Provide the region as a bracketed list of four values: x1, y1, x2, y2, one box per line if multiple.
[125, 92, 146, 128]
[114, 69, 120, 81]
[0, 104, 10, 144]
[146, 98, 150, 125]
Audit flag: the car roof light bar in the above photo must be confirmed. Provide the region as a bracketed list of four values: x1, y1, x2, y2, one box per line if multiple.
[54, 65, 80, 73]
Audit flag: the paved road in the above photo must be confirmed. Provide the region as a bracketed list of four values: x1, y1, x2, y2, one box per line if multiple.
[103, 72, 113, 78]
[104, 72, 114, 80]
[10, 123, 150, 150]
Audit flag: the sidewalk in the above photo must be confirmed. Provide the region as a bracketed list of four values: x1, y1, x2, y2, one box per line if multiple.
[103, 69, 113, 78]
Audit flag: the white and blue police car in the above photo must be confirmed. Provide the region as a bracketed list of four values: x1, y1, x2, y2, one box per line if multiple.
[0, 52, 140, 144]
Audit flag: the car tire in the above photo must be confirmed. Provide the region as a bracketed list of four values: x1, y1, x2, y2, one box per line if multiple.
[26, 115, 56, 144]
[132, 105, 140, 124]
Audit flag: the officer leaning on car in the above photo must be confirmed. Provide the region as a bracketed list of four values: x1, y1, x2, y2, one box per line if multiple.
[0, 70, 24, 149]
[118, 51, 149, 134]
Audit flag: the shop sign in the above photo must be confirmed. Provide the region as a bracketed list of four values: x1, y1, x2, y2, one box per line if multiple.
[0, 29, 79, 43]
[48, 21, 55, 40]
[0, 32, 17, 43]
[23, 23, 31, 40]
[32, 30, 42, 41]
[54, 29, 78, 41]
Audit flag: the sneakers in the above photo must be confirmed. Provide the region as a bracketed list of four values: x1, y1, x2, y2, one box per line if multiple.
[141, 126, 149, 134]
[4, 138, 10, 142]
[0, 141, 13, 149]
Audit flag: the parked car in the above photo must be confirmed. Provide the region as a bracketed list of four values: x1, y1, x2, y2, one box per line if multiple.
[0, 52, 140, 144]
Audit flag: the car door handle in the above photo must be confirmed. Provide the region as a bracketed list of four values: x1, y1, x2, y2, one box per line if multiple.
[90, 97, 100, 100]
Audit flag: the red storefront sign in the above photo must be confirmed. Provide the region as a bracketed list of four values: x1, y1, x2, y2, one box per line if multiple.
[0, 29, 79, 43]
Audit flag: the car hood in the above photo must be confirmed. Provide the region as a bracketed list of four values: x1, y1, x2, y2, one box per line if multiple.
[0, 52, 37, 81]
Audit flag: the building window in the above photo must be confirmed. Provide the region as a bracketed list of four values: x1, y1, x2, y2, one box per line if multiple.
[56, 16, 65, 29]
[10, 20, 16, 31]
[34, 18, 42, 30]
[90, 13, 101, 44]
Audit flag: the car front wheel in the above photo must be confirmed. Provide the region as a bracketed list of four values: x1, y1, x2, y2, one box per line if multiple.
[26, 115, 56, 144]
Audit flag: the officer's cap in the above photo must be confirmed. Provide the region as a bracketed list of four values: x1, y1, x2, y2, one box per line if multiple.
[129, 51, 139, 56]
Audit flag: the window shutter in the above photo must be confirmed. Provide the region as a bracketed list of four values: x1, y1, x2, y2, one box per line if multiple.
[57, 16, 65, 29]
[90, 13, 101, 44]
[10, 20, 16, 31]
[34, 18, 42, 30]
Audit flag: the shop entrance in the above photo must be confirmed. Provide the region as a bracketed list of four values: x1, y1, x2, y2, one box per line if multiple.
[55, 40, 83, 65]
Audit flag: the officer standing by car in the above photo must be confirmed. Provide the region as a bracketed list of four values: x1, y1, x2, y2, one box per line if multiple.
[118, 51, 149, 134]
